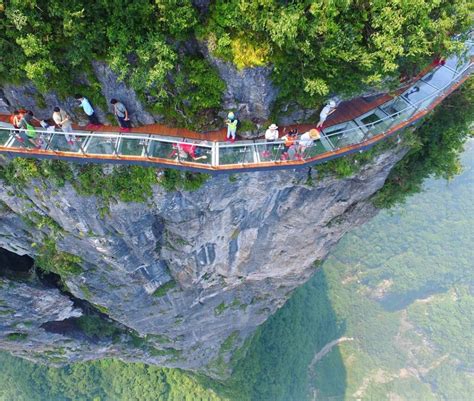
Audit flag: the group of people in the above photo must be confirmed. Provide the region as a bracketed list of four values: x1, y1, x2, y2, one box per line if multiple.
[223, 98, 336, 160]
[7, 96, 337, 161]
[75, 95, 132, 131]
[8, 95, 132, 149]
[263, 124, 321, 160]
[224, 98, 337, 155]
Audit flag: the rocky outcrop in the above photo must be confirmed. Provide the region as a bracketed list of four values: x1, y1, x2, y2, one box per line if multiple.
[199, 42, 278, 124]
[91, 61, 158, 126]
[0, 63, 157, 126]
[0, 143, 407, 377]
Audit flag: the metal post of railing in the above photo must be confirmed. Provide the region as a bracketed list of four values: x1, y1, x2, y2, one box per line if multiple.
[143, 138, 151, 159]
[211, 141, 218, 167]
[112, 134, 120, 158]
[78, 134, 87, 155]
[43, 131, 55, 152]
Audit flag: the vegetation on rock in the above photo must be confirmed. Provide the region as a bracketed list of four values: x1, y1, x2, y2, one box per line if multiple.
[0, 1, 470, 126]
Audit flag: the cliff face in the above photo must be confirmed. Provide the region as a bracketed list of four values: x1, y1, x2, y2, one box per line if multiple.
[0, 145, 407, 376]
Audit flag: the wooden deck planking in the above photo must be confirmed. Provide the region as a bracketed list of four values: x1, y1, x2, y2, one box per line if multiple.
[0, 92, 395, 141]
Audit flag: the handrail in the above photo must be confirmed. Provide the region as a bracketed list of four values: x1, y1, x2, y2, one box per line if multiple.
[0, 42, 472, 173]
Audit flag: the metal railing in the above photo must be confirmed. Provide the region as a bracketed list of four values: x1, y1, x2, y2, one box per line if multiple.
[0, 44, 472, 172]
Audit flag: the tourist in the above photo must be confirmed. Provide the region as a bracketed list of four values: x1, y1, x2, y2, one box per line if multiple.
[297, 128, 320, 158]
[110, 99, 131, 131]
[171, 142, 208, 161]
[280, 128, 298, 160]
[75, 94, 101, 128]
[52, 107, 77, 146]
[18, 110, 41, 148]
[226, 112, 238, 143]
[265, 123, 279, 141]
[9, 110, 25, 144]
[317, 100, 337, 128]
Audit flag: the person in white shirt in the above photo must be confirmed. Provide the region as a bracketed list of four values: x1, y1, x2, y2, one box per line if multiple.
[52, 107, 77, 145]
[297, 128, 321, 157]
[317, 100, 337, 128]
[265, 123, 279, 141]
[262, 123, 279, 157]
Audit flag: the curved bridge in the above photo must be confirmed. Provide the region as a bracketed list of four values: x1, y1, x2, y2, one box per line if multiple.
[0, 46, 472, 174]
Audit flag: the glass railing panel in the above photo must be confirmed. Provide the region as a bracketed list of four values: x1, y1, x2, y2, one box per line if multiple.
[48, 132, 88, 152]
[119, 137, 147, 156]
[324, 121, 364, 149]
[84, 135, 117, 155]
[218, 144, 254, 165]
[0, 128, 12, 145]
[148, 140, 175, 159]
[380, 98, 414, 118]
[177, 143, 212, 165]
[301, 139, 330, 159]
[8, 129, 54, 150]
[401, 80, 438, 110]
[354, 109, 392, 138]
[421, 66, 457, 89]
[444, 53, 470, 73]
[255, 142, 285, 162]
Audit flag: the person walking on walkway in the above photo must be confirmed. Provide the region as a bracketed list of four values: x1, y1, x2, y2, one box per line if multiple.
[52, 107, 77, 145]
[75, 94, 101, 128]
[110, 99, 131, 131]
[317, 100, 337, 128]
[226, 112, 238, 142]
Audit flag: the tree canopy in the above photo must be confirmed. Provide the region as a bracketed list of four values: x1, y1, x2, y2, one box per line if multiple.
[0, 1, 470, 126]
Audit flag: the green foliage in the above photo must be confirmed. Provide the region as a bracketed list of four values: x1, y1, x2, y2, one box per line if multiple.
[34, 237, 82, 277]
[374, 79, 474, 208]
[0, 158, 41, 185]
[74, 164, 158, 203]
[0, 0, 224, 128]
[5, 332, 28, 341]
[75, 316, 121, 340]
[152, 280, 177, 298]
[202, 0, 471, 110]
[0, 159, 73, 187]
[0, 352, 222, 401]
[158, 169, 210, 192]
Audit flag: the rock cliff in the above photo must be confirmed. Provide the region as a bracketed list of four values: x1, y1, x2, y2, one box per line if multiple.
[0, 144, 407, 377]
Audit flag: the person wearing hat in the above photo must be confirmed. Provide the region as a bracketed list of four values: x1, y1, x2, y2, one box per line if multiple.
[226, 112, 238, 142]
[297, 128, 320, 158]
[261, 123, 279, 158]
[317, 100, 337, 128]
[265, 123, 279, 141]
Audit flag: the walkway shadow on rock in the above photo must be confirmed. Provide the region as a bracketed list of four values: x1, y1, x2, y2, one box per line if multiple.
[218, 268, 347, 401]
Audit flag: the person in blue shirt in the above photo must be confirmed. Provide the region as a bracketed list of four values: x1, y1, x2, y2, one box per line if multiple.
[75, 94, 101, 128]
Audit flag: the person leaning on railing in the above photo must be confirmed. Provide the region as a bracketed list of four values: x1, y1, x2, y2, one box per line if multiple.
[280, 128, 298, 160]
[297, 128, 321, 159]
[18, 110, 42, 148]
[9, 110, 25, 145]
